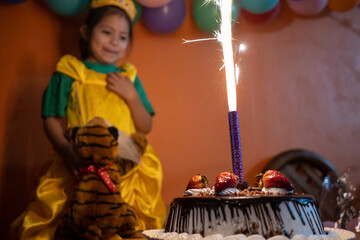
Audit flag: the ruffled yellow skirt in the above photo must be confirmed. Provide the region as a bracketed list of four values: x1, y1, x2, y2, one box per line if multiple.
[11, 146, 166, 240]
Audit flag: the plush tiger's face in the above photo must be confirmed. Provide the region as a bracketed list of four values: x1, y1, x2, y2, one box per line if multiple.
[68, 121, 119, 166]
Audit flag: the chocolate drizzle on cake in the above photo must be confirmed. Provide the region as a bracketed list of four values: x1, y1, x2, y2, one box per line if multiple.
[165, 195, 325, 238]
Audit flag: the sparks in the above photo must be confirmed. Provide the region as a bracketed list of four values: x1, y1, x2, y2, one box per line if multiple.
[235, 64, 240, 85]
[181, 37, 217, 44]
[239, 43, 247, 53]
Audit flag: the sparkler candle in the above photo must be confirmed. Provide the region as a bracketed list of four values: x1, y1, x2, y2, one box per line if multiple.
[228, 111, 243, 182]
[218, 0, 244, 182]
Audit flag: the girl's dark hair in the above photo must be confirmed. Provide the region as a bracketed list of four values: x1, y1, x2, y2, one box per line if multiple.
[79, 6, 133, 60]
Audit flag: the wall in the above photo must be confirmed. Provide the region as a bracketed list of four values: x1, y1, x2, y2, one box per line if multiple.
[0, 0, 359, 237]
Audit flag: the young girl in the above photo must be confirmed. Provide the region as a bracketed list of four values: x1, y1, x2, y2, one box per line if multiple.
[11, 0, 166, 239]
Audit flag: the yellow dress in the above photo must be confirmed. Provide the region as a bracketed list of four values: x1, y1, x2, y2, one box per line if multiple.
[11, 55, 166, 239]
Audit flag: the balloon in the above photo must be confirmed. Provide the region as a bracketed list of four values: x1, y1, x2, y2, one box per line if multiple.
[239, 0, 279, 14]
[142, 0, 186, 34]
[133, 1, 142, 24]
[241, 1, 281, 24]
[46, 0, 91, 17]
[193, 0, 240, 34]
[1, 0, 26, 3]
[287, 0, 328, 16]
[327, 0, 360, 12]
[136, 0, 172, 8]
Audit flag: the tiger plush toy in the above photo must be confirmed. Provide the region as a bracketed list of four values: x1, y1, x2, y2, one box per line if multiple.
[56, 117, 146, 240]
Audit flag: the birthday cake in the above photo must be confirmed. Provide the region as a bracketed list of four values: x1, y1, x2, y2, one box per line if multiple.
[144, 171, 338, 240]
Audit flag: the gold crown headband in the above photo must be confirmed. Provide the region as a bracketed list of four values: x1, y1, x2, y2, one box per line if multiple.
[91, 0, 136, 21]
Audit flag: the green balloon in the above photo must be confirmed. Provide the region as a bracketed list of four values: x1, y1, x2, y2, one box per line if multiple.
[133, 1, 142, 24]
[193, 0, 240, 34]
[46, 0, 91, 17]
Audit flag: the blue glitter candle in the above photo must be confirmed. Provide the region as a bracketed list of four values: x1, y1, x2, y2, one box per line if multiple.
[228, 110, 243, 182]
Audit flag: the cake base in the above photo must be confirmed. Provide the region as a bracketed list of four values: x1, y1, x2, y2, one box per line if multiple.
[144, 228, 349, 240]
[165, 195, 325, 238]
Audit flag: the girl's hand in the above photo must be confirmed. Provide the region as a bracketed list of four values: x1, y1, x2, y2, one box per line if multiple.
[106, 72, 137, 102]
[105, 72, 153, 134]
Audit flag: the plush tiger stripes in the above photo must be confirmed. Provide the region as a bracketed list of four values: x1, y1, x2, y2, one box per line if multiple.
[55, 117, 146, 240]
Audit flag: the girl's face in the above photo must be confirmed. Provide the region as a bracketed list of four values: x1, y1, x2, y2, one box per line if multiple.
[86, 13, 130, 65]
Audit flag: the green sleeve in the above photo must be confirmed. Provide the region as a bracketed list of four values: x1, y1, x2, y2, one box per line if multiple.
[41, 72, 74, 118]
[133, 76, 155, 116]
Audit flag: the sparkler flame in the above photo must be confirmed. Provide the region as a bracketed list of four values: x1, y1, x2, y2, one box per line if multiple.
[218, 0, 237, 111]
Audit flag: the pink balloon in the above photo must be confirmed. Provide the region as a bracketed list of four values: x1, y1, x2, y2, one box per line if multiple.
[136, 0, 173, 8]
[241, 1, 281, 24]
[287, 0, 328, 16]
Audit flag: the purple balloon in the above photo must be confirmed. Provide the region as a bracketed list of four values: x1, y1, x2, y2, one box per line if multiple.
[142, 0, 186, 34]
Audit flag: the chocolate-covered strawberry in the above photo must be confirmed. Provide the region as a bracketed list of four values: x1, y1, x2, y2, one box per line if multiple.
[214, 172, 238, 193]
[186, 174, 209, 190]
